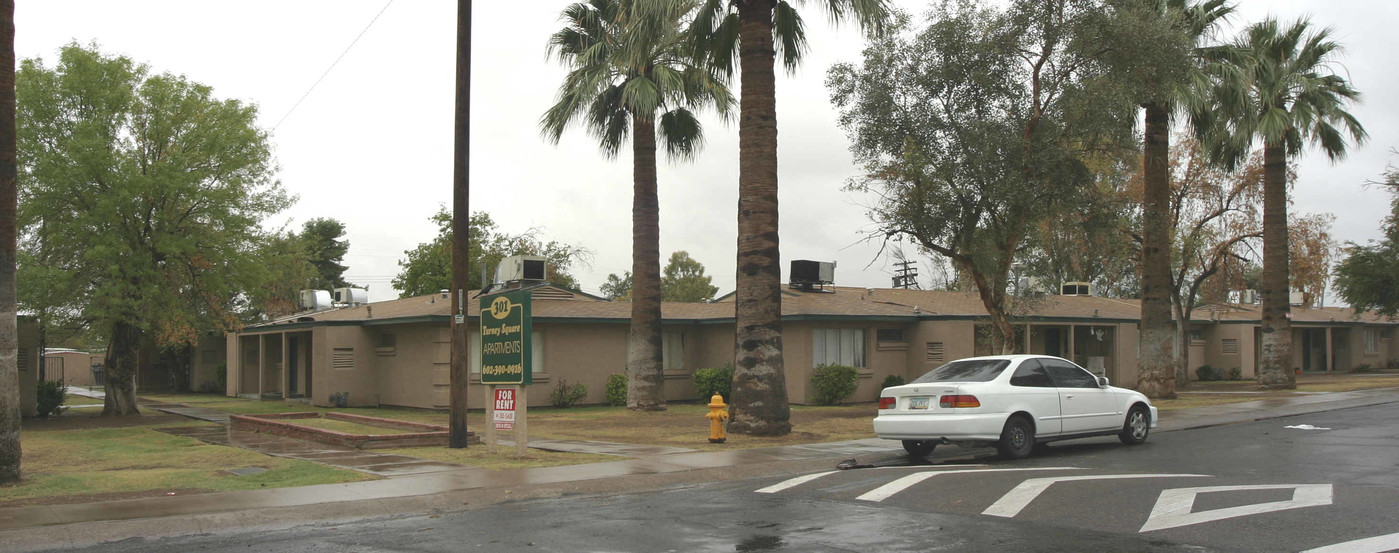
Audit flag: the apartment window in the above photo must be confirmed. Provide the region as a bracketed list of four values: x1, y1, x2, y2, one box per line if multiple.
[662, 332, 685, 372]
[377, 333, 397, 356]
[1189, 329, 1204, 345]
[1222, 338, 1239, 355]
[1364, 329, 1379, 354]
[876, 329, 905, 343]
[813, 328, 865, 368]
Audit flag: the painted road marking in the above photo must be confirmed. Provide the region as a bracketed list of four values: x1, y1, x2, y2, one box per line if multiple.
[755, 465, 987, 494]
[1301, 532, 1399, 553]
[983, 474, 1209, 518]
[856, 467, 1080, 502]
[1140, 484, 1333, 532]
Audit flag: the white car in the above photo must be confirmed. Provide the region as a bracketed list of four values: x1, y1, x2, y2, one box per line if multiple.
[873, 355, 1158, 459]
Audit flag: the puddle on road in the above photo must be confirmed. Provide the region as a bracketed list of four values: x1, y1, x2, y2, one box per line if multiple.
[735, 534, 785, 551]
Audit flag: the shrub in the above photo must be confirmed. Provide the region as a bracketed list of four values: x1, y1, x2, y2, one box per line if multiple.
[1227, 367, 1242, 380]
[605, 373, 628, 406]
[693, 363, 733, 402]
[1195, 365, 1217, 382]
[548, 379, 588, 408]
[36, 380, 66, 417]
[810, 364, 860, 406]
[880, 374, 906, 390]
[1353, 363, 1374, 374]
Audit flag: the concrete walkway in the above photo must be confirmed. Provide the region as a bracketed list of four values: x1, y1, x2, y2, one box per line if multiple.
[4, 386, 1397, 551]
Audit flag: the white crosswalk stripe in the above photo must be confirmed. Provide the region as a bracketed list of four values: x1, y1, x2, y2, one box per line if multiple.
[1301, 532, 1399, 553]
[856, 467, 1081, 502]
[755, 464, 988, 494]
[1139, 484, 1333, 532]
[982, 474, 1209, 518]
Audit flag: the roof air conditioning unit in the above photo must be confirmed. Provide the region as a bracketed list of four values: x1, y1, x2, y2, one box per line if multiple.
[1239, 290, 1258, 305]
[333, 287, 369, 306]
[298, 290, 333, 311]
[1060, 282, 1092, 296]
[790, 260, 836, 291]
[494, 255, 547, 284]
[1289, 290, 1305, 306]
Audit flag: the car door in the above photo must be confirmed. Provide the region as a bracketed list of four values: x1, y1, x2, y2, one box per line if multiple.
[1007, 359, 1062, 437]
[1043, 358, 1119, 434]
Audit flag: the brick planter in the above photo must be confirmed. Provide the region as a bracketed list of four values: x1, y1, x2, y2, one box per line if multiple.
[229, 412, 465, 449]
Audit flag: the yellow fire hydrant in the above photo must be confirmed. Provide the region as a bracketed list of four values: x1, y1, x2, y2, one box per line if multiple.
[706, 394, 729, 443]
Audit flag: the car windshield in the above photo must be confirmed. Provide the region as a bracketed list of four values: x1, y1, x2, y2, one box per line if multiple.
[911, 359, 1011, 383]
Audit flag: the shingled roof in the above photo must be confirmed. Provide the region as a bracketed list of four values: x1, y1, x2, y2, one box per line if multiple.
[246, 284, 1399, 330]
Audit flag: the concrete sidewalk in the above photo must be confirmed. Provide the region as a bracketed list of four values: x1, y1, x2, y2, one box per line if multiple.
[3, 387, 1397, 551]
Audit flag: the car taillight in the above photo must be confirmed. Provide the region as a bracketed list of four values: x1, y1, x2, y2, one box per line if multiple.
[878, 397, 896, 410]
[939, 395, 980, 408]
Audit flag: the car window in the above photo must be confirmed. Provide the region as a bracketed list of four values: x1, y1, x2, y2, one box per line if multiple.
[1009, 359, 1053, 388]
[912, 359, 1011, 383]
[1042, 359, 1099, 389]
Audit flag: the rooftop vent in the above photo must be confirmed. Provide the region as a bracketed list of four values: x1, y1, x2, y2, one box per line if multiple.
[790, 260, 835, 292]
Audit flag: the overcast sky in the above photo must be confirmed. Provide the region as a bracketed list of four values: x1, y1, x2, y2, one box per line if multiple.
[17, 1, 1398, 303]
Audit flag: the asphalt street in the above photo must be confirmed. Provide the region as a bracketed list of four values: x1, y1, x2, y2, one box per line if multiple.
[37, 404, 1399, 552]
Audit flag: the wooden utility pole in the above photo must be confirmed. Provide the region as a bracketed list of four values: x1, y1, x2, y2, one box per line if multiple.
[0, 0, 19, 482]
[449, 0, 472, 448]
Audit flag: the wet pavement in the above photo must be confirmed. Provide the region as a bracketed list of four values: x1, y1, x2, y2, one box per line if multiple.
[3, 385, 1396, 552]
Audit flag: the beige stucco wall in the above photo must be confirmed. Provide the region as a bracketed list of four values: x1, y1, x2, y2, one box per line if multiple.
[190, 335, 226, 392]
[45, 352, 104, 387]
[372, 323, 449, 409]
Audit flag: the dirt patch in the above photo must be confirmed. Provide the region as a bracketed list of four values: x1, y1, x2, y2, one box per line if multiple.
[0, 487, 210, 508]
[21, 412, 189, 430]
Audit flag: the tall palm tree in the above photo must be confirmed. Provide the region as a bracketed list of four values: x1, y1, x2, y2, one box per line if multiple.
[692, 0, 889, 436]
[1132, 0, 1235, 399]
[0, 0, 16, 483]
[542, 0, 733, 410]
[1198, 17, 1366, 389]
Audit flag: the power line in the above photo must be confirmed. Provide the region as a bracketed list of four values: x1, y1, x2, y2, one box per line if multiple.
[272, 0, 396, 131]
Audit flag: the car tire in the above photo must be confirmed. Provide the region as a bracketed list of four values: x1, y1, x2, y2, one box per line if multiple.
[902, 440, 937, 457]
[998, 416, 1035, 459]
[1119, 404, 1150, 445]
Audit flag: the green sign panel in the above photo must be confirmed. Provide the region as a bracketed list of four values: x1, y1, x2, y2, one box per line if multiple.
[479, 289, 532, 385]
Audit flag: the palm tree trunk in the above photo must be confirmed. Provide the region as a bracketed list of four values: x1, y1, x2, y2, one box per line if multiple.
[730, 0, 789, 436]
[1258, 141, 1294, 388]
[627, 113, 665, 411]
[103, 320, 142, 416]
[1137, 103, 1176, 399]
[0, 0, 19, 483]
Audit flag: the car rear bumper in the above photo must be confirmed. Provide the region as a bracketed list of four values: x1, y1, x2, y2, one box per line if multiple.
[873, 411, 1008, 442]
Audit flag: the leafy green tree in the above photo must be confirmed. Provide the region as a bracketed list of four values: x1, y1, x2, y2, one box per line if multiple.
[251, 228, 319, 319]
[828, 1, 1132, 355]
[600, 271, 633, 301]
[661, 250, 717, 302]
[300, 218, 355, 290]
[1103, 0, 1235, 399]
[16, 44, 290, 415]
[1335, 165, 1399, 317]
[393, 208, 589, 297]
[1197, 18, 1367, 389]
[541, 0, 732, 411]
[0, 0, 17, 483]
[692, 0, 890, 437]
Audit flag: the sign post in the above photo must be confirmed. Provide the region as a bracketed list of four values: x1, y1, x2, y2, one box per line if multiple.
[480, 289, 531, 456]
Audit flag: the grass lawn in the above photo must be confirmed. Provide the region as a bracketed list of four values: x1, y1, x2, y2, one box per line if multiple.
[1152, 373, 1399, 411]
[3, 414, 374, 507]
[65, 395, 104, 406]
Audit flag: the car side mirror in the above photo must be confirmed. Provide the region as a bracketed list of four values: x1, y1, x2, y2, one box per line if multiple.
[1097, 376, 1109, 387]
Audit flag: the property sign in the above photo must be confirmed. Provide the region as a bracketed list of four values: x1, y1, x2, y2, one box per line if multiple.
[479, 289, 532, 385]
[493, 388, 516, 430]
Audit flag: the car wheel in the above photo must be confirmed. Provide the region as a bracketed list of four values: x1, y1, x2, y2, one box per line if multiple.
[902, 440, 937, 457]
[998, 416, 1035, 459]
[1119, 405, 1150, 445]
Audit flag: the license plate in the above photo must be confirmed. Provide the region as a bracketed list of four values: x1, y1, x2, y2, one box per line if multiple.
[908, 397, 930, 410]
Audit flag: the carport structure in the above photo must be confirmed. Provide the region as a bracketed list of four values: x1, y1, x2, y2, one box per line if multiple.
[227, 330, 314, 400]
